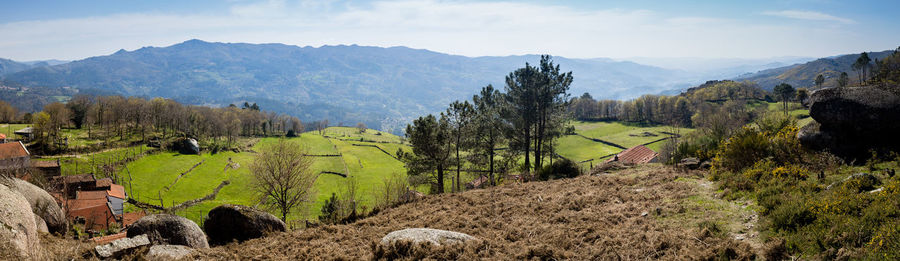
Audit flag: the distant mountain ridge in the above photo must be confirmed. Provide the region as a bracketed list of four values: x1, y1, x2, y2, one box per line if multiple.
[0, 58, 35, 76]
[734, 50, 894, 90]
[1, 39, 697, 132]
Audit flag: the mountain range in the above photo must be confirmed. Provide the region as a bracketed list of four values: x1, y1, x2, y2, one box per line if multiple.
[0, 39, 891, 132]
[734, 50, 894, 90]
[0, 40, 702, 132]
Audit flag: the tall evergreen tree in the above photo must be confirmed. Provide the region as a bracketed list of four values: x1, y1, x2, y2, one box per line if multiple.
[502, 62, 540, 172]
[533, 55, 573, 171]
[405, 114, 452, 194]
[853, 52, 872, 85]
[445, 100, 474, 192]
[815, 74, 825, 89]
[838, 72, 850, 87]
[472, 85, 505, 186]
[773, 83, 795, 116]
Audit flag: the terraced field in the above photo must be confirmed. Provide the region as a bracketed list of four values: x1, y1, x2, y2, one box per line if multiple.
[556, 121, 693, 167]
[120, 129, 410, 224]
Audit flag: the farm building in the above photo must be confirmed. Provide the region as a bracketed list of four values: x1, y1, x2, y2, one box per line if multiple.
[14, 127, 33, 141]
[0, 141, 30, 175]
[0, 133, 6, 143]
[605, 145, 659, 164]
[56, 175, 130, 232]
[31, 159, 62, 178]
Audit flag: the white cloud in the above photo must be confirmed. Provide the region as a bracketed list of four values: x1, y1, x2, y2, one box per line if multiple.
[761, 10, 856, 24]
[0, 0, 884, 61]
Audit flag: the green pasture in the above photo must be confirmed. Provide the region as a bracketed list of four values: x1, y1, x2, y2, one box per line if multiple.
[120, 131, 410, 224]
[0, 124, 30, 139]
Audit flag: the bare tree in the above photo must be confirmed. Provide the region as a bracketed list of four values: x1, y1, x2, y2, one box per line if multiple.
[250, 139, 317, 222]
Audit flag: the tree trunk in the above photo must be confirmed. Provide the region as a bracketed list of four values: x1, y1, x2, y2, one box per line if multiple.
[436, 164, 445, 194]
[455, 135, 461, 193]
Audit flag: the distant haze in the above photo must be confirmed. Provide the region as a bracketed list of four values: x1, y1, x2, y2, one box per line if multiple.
[0, 0, 898, 61]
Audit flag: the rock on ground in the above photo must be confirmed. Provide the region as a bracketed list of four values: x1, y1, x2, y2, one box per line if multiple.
[380, 228, 477, 246]
[802, 86, 900, 160]
[0, 183, 41, 260]
[34, 215, 48, 233]
[127, 214, 209, 249]
[146, 244, 194, 260]
[94, 234, 150, 258]
[203, 204, 286, 246]
[0, 178, 67, 234]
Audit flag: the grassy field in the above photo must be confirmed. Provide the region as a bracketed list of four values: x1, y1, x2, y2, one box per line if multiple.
[0, 123, 30, 139]
[323, 126, 405, 144]
[98, 122, 694, 224]
[121, 129, 410, 224]
[557, 121, 693, 167]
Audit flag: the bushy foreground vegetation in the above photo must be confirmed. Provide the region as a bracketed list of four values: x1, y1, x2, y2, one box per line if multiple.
[697, 114, 900, 259]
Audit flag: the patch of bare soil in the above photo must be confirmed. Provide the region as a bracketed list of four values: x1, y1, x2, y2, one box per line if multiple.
[197, 164, 756, 260]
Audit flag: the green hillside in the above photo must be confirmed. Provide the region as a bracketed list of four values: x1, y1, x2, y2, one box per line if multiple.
[120, 129, 410, 224]
[557, 121, 693, 167]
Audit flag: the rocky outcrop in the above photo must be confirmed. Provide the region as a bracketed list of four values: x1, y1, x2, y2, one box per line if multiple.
[0, 178, 67, 234]
[203, 204, 285, 246]
[94, 234, 151, 259]
[800, 86, 900, 160]
[380, 228, 477, 246]
[146, 244, 194, 260]
[0, 183, 41, 260]
[126, 214, 209, 249]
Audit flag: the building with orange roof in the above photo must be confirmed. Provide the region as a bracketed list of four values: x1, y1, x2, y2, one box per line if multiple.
[604, 145, 659, 165]
[66, 198, 117, 232]
[0, 141, 29, 168]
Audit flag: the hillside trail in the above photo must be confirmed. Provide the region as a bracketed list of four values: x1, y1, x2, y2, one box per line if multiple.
[197, 164, 764, 260]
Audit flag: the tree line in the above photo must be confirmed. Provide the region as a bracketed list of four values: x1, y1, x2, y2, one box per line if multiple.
[401, 55, 572, 194]
[569, 80, 773, 127]
[25, 95, 303, 152]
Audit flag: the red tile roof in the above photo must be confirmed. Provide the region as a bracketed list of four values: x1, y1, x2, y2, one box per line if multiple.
[67, 198, 109, 211]
[0, 133, 6, 140]
[108, 184, 126, 199]
[31, 160, 60, 168]
[76, 190, 109, 200]
[0, 141, 28, 160]
[606, 145, 659, 164]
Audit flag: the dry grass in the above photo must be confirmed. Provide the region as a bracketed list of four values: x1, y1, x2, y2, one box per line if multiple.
[197, 164, 756, 260]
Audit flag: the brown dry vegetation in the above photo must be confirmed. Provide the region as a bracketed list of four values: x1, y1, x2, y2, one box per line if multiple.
[197, 164, 757, 260]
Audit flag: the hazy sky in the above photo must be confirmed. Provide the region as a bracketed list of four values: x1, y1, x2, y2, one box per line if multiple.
[1, 0, 898, 61]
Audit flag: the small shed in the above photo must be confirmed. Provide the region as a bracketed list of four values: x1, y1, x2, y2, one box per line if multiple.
[605, 145, 659, 164]
[14, 127, 33, 141]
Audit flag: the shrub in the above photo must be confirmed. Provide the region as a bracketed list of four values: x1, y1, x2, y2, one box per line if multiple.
[286, 129, 298, 137]
[536, 158, 580, 181]
[769, 198, 815, 232]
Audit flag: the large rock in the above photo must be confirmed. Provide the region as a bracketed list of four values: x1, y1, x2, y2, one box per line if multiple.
[0, 183, 41, 260]
[94, 234, 151, 259]
[203, 204, 286, 246]
[0, 178, 67, 234]
[380, 228, 477, 246]
[126, 214, 209, 249]
[802, 86, 900, 160]
[184, 138, 200, 154]
[146, 244, 194, 260]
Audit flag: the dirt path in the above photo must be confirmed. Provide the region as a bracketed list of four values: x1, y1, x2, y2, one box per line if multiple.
[198, 164, 760, 260]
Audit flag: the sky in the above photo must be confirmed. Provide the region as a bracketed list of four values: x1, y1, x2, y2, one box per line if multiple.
[0, 0, 898, 61]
